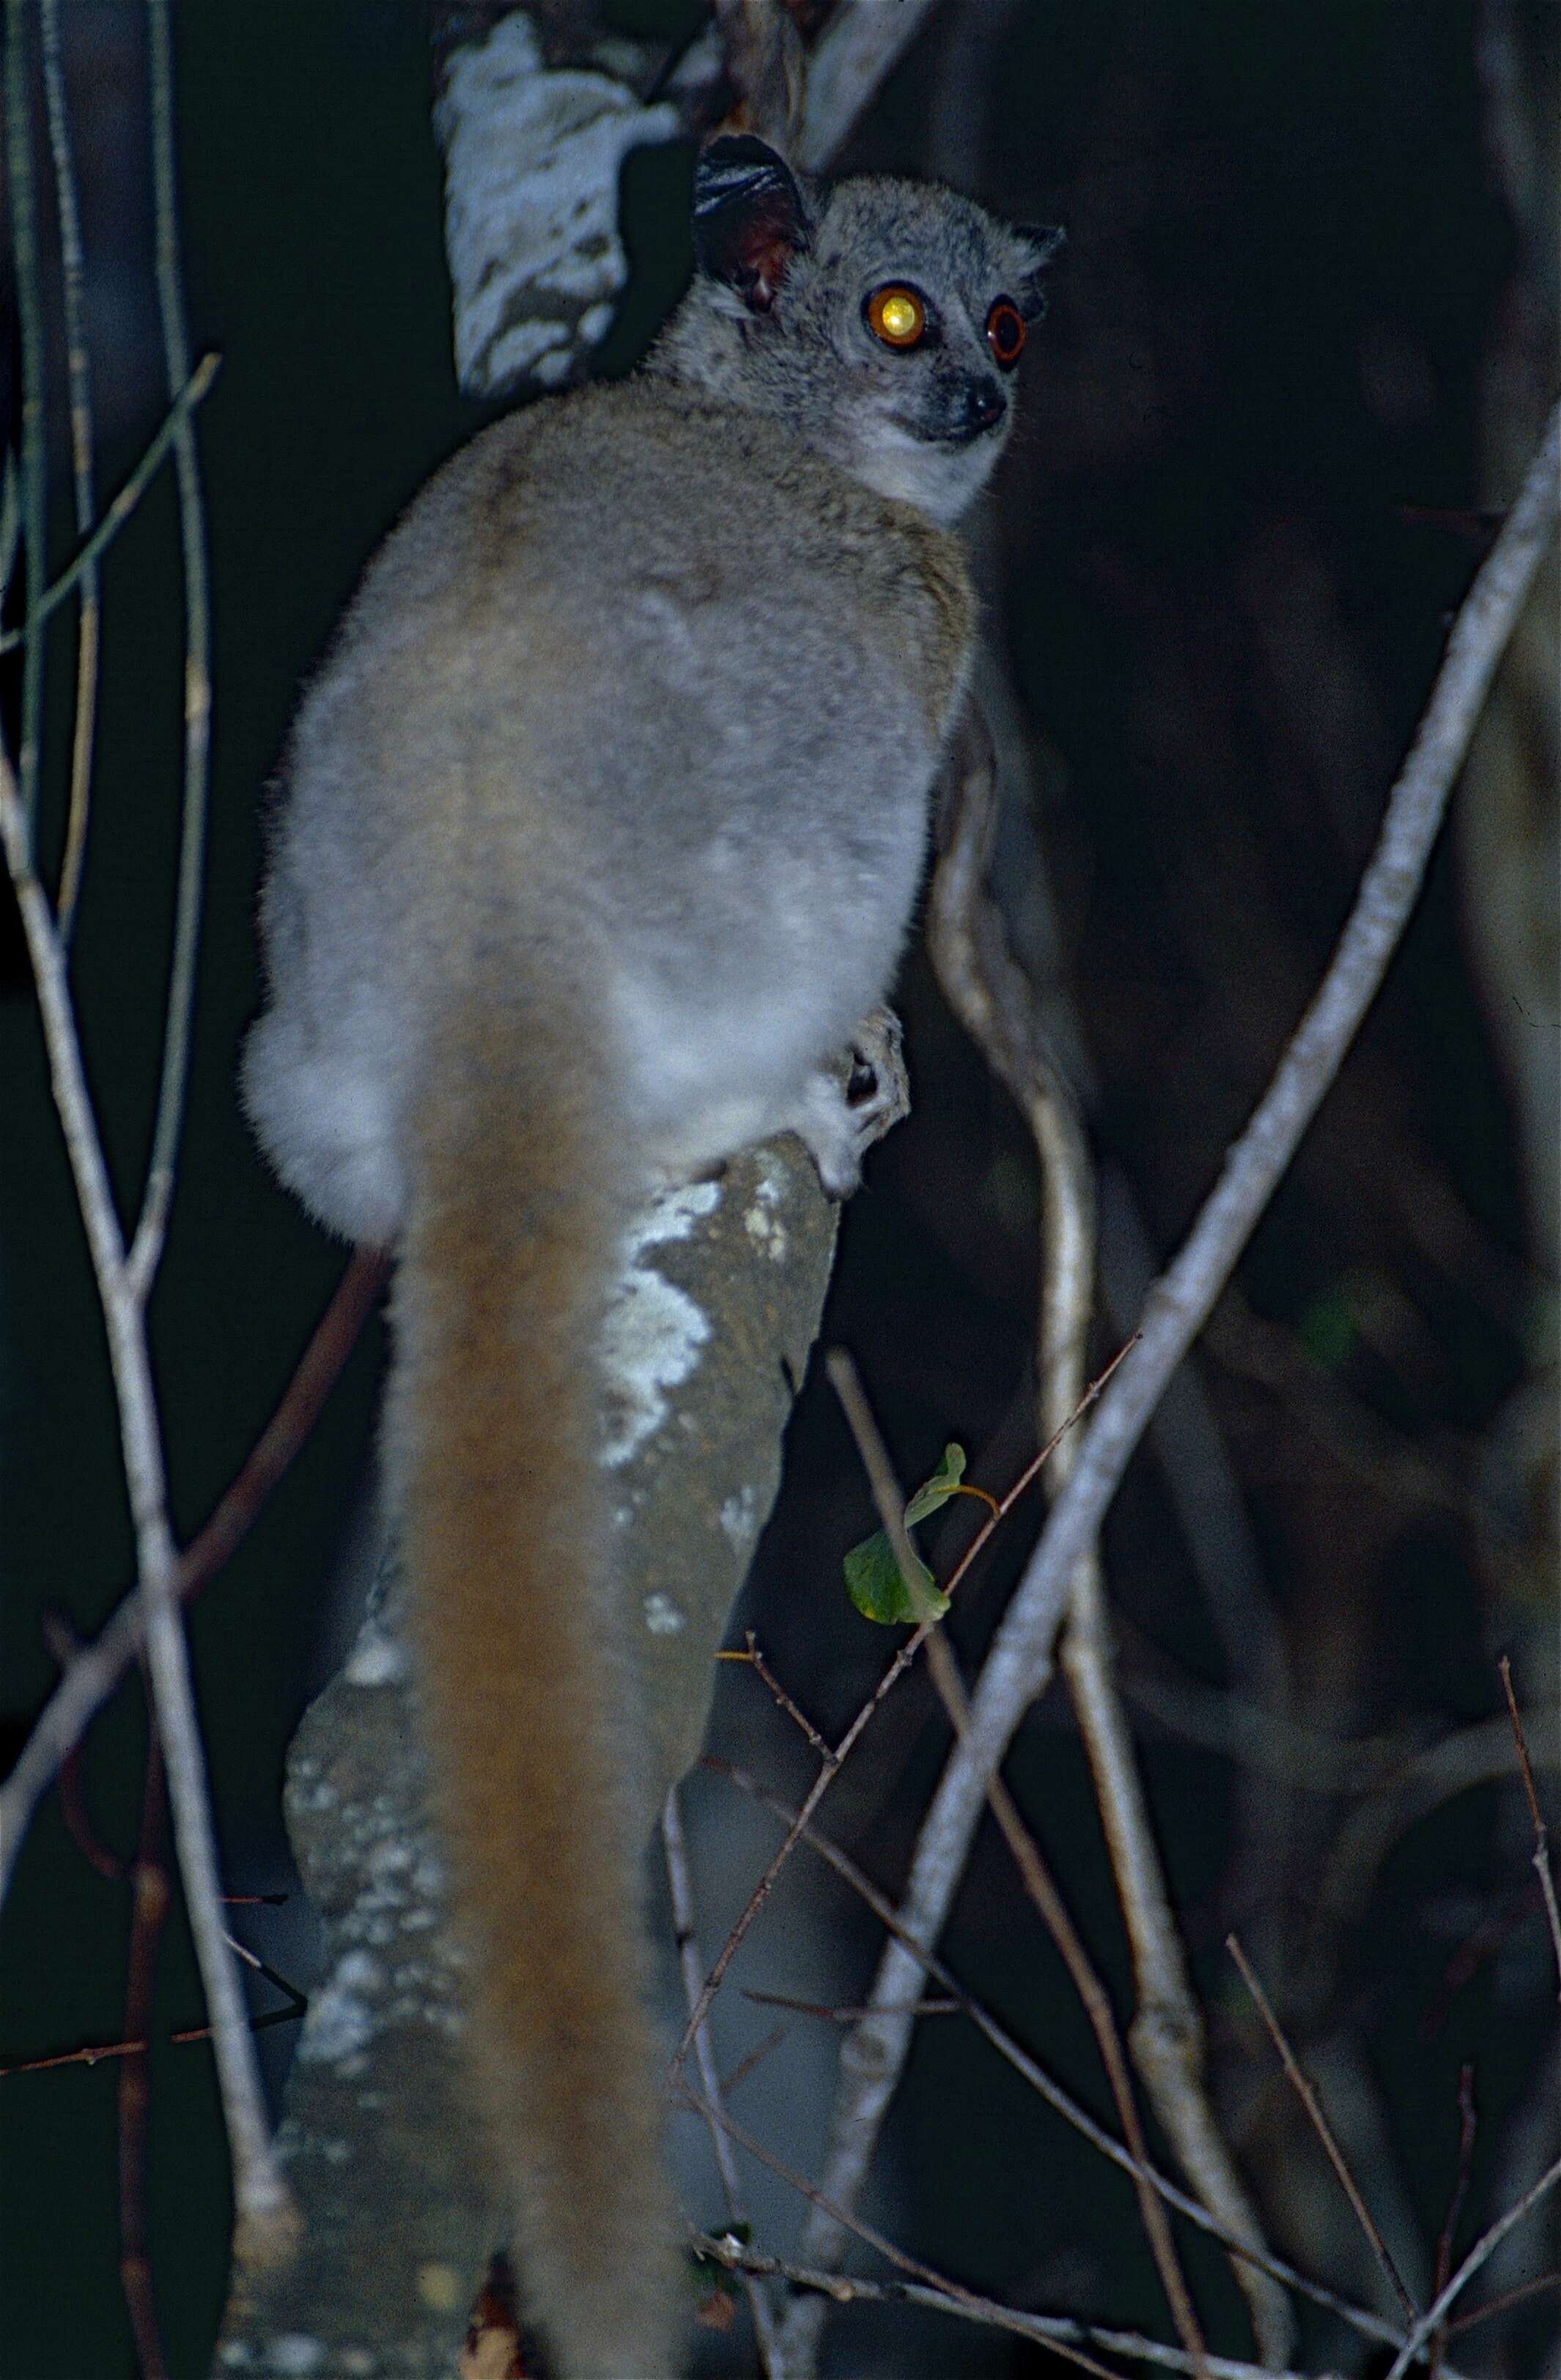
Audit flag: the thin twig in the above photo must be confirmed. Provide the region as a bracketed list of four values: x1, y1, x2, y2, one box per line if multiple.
[701, 1752, 1461, 2365]
[717, 2022, 789, 2101]
[1498, 1656, 1561, 1997]
[37, 0, 100, 944]
[4, 0, 48, 824]
[117, 1713, 171, 2379]
[777, 399, 1560, 2363]
[0, 746, 295, 2263]
[1428, 2068, 1477, 2380]
[0, 355, 220, 658]
[1226, 1934, 1416, 2324]
[129, 0, 215, 1293]
[822, 1351, 1210, 2380]
[730, 1633, 833, 1757]
[696, 2235, 1344, 2380]
[0, 1247, 388, 1905]
[670, 1339, 1130, 2074]
[679, 2087, 1125, 2380]
[1381, 2154, 1561, 2380]
[742, 1989, 962, 2020]
[662, 1784, 782, 2378]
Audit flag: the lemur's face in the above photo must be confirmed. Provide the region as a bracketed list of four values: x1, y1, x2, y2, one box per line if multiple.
[689, 140, 1062, 525]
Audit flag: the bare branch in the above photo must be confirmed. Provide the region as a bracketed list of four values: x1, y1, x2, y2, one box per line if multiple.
[702, 1752, 1468, 2366]
[0, 1249, 387, 1904]
[37, 0, 100, 944]
[663, 1784, 782, 2377]
[927, 710, 1293, 2364]
[699, 2234, 1346, 2380]
[1226, 1935, 1417, 2324]
[0, 750, 294, 2263]
[767, 396, 1558, 2368]
[1498, 1656, 1561, 1997]
[819, 1352, 1210, 2380]
[1381, 2154, 1561, 2380]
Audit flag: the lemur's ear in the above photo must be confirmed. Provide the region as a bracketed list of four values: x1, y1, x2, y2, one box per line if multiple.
[693, 136, 809, 314]
[1012, 221, 1066, 319]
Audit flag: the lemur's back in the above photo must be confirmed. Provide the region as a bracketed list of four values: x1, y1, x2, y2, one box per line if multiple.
[243, 135, 1058, 2378]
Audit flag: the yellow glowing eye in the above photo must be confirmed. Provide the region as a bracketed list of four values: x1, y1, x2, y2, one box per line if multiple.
[866, 284, 926, 349]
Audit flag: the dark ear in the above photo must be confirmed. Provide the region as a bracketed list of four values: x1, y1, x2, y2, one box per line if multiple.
[1012, 221, 1066, 319]
[693, 135, 808, 314]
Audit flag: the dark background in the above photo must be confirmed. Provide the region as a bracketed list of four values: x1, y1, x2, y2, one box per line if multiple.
[1, 4, 1556, 2375]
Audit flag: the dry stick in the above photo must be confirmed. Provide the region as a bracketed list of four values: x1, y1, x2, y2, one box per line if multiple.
[698, 2236, 1343, 2380]
[0, 355, 220, 657]
[702, 1753, 1453, 2365]
[1428, 2068, 1477, 2380]
[37, 0, 100, 945]
[0, 1246, 388, 1906]
[0, 753, 294, 2262]
[679, 2085, 1126, 2380]
[130, 0, 214, 1293]
[779, 402, 1561, 2341]
[1497, 1656, 1561, 1997]
[823, 1350, 1211, 2380]
[1381, 2154, 1561, 2380]
[3, 0, 47, 825]
[671, 1340, 1127, 2073]
[1444, 2270, 1561, 2335]
[118, 1723, 171, 2380]
[1225, 1934, 1416, 2325]
[662, 1784, 783, 2379]
[928, 712, 1294, 2368]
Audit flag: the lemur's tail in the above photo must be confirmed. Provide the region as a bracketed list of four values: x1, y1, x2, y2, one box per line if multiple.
[390, 977, 681, 2379]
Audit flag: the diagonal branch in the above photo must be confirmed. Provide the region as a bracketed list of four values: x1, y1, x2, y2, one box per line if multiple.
[775, 398, 1560, 2336]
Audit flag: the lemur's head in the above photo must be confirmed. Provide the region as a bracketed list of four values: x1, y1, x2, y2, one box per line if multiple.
[654, 136, 1062, 525]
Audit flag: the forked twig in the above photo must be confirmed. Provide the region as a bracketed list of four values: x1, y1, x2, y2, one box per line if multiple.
[702, 1752, 1456, 2365]
[670, 1343, 1125, 2074]
[696, 2234, 1341, 2380]
[679, 2085, 1124, 2380]
[1381, 2153, 1561, 2380]
[0, 748, 293, 2261]
[1226, 1933, 1416, 2324]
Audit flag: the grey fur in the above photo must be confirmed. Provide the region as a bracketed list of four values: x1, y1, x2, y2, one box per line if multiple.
[243, 144, 1054, 2380]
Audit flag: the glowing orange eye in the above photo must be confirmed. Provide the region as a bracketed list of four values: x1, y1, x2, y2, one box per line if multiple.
[866, 284, 927, 350]
[986, 298, 1026, 369]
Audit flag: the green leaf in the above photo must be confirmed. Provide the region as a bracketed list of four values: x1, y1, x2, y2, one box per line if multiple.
[905, 1443, 967, 1526]
[842, 1444, 964, 1626]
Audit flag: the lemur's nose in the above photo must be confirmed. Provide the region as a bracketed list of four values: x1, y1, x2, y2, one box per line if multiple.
[965, 376, 1008, 434]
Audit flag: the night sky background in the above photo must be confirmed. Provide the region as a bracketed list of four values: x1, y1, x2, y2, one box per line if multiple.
[2, 4, 1556, 2375]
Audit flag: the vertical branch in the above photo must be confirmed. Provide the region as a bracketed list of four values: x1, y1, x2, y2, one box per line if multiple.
[38, 0, 101, 942]
[0, 752, 295, 2263]
[663, 1785, 783, 2377]
[128, 0, 214, 1289]
[118, 1717, 171, 2379]
[4, 0, 48, 827]
[926, 722, 1294, 2365]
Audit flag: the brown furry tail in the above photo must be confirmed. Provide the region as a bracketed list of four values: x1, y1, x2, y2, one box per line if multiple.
[388, 986, 682, 2379]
